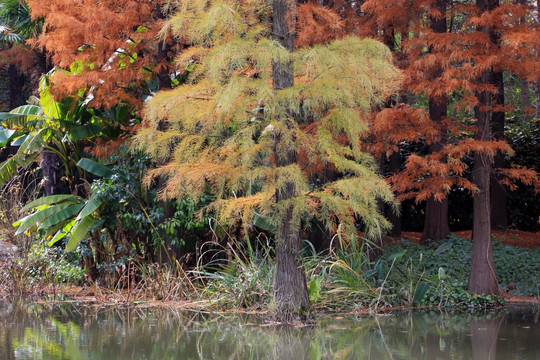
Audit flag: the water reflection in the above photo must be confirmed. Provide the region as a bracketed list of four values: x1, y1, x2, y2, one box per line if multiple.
[0, 301, 538, 359]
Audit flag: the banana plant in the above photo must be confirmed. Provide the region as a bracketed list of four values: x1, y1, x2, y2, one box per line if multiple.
[13, 158, 118, 252]
[0, 69, 106, 188]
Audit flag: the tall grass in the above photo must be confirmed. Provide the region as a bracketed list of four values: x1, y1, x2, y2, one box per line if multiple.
[0, 170, 42, 251]
[193, 235, 275, 309]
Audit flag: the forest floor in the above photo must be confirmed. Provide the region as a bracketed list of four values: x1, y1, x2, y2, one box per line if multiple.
[384, 229, 540, 249]
[384, 229, 540, 306]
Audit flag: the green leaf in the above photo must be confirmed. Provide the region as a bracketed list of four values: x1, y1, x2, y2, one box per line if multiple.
[252, 212, 275, 232]
[15, 202, 72, 235]
[11, 134, 29, 146]
[21, 194, 79, 212]
[308, 278, 322, 303]
[8, 104, 43, 116]
[438, 267, 446, 280]
[434, 241, 453, 255]
[0, 127, 16, 146]
[48, 220, 76, 247]
[40, 203, 85, 229]
[68, 123, 104, 141]
[76, 158, 115, 178]
[0, 151, 39, 186]
[42, 221, 69, 241]
[65, 216, 96, 252]
[76, 195, 105, 219]
[413, 281, 430, 305]
[40, 76, 61, 119]
[18, 129, 46, 153]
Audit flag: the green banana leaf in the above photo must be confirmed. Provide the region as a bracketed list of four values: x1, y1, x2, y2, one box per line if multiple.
[0, 151, 39, 186]
[77, 158, 115, 178]
[76, 195, 105, 220]
[15, 202, 73, 235]
[48, 220, 76, 247]
[65, 216, 96, 252]
[40, 203, 85, 229]
[20, 194, 80, 212]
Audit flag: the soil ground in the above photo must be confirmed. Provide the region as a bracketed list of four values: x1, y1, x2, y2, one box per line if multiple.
[384, 229, 540, 250]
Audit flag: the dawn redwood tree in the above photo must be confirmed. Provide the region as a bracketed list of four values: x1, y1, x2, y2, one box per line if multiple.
[135, 0, 400, 319]
[362, 0, 539, 294]
[27, 0, 173, 111]
[364, 0, 454, 242]
[421, 0, 451, 243]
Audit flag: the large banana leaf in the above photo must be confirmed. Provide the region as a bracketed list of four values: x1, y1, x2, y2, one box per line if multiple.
[48, 220, 76, 247]
[0, 105, 45, 130]
[0, 151, 39, 186]
[18, 128, 47, 154]
[40, 203, 85, 229]
[0, 127, 16, 146]
[14, 202, 73, 235]
[76, 195, 105, 220]
[65, 216, 96, 252]
[68, 123, 104, 141]
[77, 158, 116, 178]
[20, 194, 80, 212]
[5, 104, 43, 116]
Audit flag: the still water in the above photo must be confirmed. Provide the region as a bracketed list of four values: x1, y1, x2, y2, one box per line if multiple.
[0, 301, 538, 359]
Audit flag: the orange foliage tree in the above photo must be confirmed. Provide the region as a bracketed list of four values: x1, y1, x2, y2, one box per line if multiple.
[27, 0, 174, 110]
[357, 0, 539, 294]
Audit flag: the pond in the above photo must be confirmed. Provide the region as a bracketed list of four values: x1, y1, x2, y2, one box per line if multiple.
[0, 301, 538, 359]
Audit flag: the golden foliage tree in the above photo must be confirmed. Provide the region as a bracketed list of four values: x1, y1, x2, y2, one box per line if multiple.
[135, 0, 401, 318]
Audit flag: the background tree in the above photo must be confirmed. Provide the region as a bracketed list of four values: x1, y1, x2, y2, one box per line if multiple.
[27, 0, 173, 111]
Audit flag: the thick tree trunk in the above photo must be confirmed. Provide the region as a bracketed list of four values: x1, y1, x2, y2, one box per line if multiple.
[489, 43, 507, 229]
[469, 78, 499, 295]
[421, 0, 450, 243]
[271, 0, 311, 321]
[422, 197, 449, 242]
[41, 149, 69, 196]
[469, 110, 499, 294]
[8, 64, 26, 109]
[468, 0, 500, 296]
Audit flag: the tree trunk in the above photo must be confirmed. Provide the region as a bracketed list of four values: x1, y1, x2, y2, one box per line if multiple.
[421, 0, 450, 243]
[271, 0, 311, 321]
[469, 69, 500, 295]
[422, 197, 449, 243]
[469, 103, 499, 294]
[41, 149, 69, 196]
[468, 0, 500, 295]
[489, 30, 507, 230]
[8, 64, 26, 109]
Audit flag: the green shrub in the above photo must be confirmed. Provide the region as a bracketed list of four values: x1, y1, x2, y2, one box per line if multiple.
[23, 240, 85, 285]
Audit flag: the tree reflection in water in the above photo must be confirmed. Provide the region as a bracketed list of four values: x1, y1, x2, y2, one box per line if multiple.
[0, 301, 538, 359]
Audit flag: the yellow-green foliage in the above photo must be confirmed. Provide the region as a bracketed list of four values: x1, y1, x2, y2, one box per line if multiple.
[134, 0, 402, 238]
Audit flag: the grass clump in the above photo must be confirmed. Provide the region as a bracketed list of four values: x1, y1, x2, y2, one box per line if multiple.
[193, 237, 274, 309]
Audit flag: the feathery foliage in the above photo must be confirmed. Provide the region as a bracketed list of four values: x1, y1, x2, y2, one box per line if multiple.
[135, 0, 401, 241]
